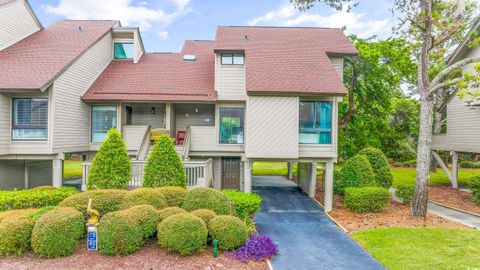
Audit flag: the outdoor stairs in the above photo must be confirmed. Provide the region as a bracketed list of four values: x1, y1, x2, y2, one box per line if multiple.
[144, 144, 184, 160]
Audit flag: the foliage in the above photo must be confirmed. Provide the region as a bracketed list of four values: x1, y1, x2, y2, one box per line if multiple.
[156, 186, 188, 207]
[190, 209, 217, 224]
[460, 161, 480, 169]
[143, 135, 187, 188]
[182, 188, 235, 215]
[30, 186, 56, 190]
[87, 128, 131, 190]
[124, 205, 162, 238]
[344, 187, 390, 213]
[31, 207, 84, 258]
[396, 184, 415, 205]
[59, 189, 127, 216]
[98, 210, 144, 256]
[222, 190, 262, 220]
[122, 188, 168, 210]
[208, 215, 249, 251]
[0, 187, 78, 212]
[334, 155, 376, 194]
[157, 213, 208, 255]
[158, 207, 187, 221]
[468, 176, 480, 205]
[227, 235, 278, 263]
[358, 148, 393, 188]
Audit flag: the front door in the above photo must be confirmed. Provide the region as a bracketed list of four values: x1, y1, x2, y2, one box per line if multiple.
[222, 157, 241, 190]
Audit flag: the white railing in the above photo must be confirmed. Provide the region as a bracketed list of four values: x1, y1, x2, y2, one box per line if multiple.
[81, 159, 213, 191]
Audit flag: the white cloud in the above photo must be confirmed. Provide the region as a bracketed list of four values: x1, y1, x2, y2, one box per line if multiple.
[157, 30, 169, 39]
[248, 4, 391, 38]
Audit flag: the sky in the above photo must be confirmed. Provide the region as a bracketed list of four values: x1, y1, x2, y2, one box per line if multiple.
[29, 0, 397, 53]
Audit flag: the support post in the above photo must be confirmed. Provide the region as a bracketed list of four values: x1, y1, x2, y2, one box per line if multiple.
[287, 161, 293, 180]
[324, 162, 334, 213]
[308, 162, 317, 198]
[244, 159, 252, 193]
[165, 103, 171, 131]
[451, 151, 459, 189]
[24, 161, 29, 189]
[52, 159, 63, 188]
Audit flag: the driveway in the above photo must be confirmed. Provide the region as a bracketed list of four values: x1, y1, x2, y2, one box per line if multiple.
[253, 176, 384, 270]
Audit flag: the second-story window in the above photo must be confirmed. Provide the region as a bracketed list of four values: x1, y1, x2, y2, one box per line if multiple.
[91, 105, 117, 143]
[299, 101, 332, 144]
[219, 108, 244, 144]
[12, 98, 48, 141]
[114, 42, 134, 59]
[221, 53, 244, 65]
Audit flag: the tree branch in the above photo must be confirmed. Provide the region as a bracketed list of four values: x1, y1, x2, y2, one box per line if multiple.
[428, 77, 462, 97]
[431, 56, 480, 87]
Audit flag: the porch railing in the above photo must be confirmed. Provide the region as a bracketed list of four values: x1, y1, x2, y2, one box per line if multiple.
[81, 159, 213, 191]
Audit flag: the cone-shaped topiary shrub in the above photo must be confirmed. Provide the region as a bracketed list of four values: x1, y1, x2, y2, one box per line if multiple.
[143, 135, 186, 188]
[208, 215, 248, 251]
[191, 209, 217, 224]
[358, 148, 393, 188]
[158, 207, 187, 221]
[156, 186, 188, 207]
[182, 188, 234, 215]
[87, 128, 131, 190]
[122, 188, 168, 209]
[334, 154, 376, 194]
[157, 213, 208, 255]
[31, 207, 84, 258]
[59, 189, 127, 216]
[98, 210, 144, 256]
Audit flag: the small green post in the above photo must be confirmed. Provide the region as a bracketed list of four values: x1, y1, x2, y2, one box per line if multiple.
[213, 239, 219, 258]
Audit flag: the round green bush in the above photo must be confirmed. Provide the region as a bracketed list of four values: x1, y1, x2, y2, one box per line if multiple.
[469, 175, 480, 205]
[182, 188, 234, 215]
[156, 186, 188, 207]
[0, 209, 38, 223]
[157, 213, 208, 255]
[335, 154, 376, 194]
[358, 148, 393, 188]
[31, 207, 84, 258]
[98, 210, 144, 256]
[124, 205, 161, 238]
[158, 207, 187, 221]
[122, 188, 168, 210]
[191, 209, 217, 224]
[208, 215, 248, 250]
[0, 215, 35, 256]
[59, 189, 127, 215]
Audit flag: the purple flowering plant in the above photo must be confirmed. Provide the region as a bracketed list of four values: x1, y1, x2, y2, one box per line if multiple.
[226, 234, 278, 263]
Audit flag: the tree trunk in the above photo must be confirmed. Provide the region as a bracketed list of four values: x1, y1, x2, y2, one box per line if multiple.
[433, 111, 442, 134]
[430, 153, 437, 173]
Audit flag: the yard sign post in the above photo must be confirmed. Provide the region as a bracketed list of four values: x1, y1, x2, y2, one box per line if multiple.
[87, 225, 98, 251]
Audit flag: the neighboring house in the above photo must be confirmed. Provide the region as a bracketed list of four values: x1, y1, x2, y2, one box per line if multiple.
[0, 0, 357, 212]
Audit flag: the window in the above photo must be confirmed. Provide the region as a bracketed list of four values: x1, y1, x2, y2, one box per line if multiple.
[221, 53, 244, 65]
[299, 101, 332, 144]
[219, 108, 244, 144]
[114, 43, 134, 59]
[12, 98, 48, 140]
[91, 106, 117, 143]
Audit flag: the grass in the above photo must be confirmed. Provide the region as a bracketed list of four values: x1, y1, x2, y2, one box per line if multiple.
[252, 161, 294, 176]
[392, 167, 480, 187]
[64, 160, 82, 179]
[352, 227, 480, 270]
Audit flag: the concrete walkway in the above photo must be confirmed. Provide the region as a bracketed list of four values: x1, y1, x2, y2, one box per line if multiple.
[253, 176, 384, 270]
[428, 202, 480, 229]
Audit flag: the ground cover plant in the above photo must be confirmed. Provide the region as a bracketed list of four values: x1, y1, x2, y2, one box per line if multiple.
[227, 235, 278, 263]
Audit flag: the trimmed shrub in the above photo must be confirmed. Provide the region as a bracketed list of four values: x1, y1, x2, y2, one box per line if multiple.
[157, 213, 208, 255]
[358, 148, 393, 188]
[0, 209, 38, 223]
[59, 189, 127, 216]
[468, 175, 480, 205]
[156, 186, 188, 207]
[182, 188, 234, 215]
[30, 186, 56, 190]
[158, 207, 187, 221]
[222, 190, 262, 220]
[98, 210, 144, 256]
[122, 188, 168, 210]
[461, 160, 480, 168]
[208, 215, 248, 251]
[191, 209, 217, 224]
[124, 205, 161, 238]
[344, 187, 390, 213]
[0, 187, 78, 212]
[143, 135, 187, 188]
[396, 184, 415, 205]
[31, 207, 84, 258]
[335, 155, 376, 194]
[87, 128, 131, 190]
[403, 159, 417, 168]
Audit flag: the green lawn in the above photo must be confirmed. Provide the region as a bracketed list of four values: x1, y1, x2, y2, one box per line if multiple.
[252, 161, 294, 176]
[63, 160, 82, 179]
[352, 227, 480, 270]
[392, 167, 480, 187]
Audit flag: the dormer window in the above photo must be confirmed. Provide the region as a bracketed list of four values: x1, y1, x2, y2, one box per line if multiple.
[114, 42, 134, 59]
[221, 53, 244, 65]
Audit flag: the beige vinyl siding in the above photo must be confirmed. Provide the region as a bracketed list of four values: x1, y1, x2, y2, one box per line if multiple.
[175, 104, 215, 133]
[189, 126, 244, 153]
[297, 162, 311, 195]
[246, 96, 299, 159]
[53, 32, 113, 153]
[0, 94, 10, 155]
[131, 103, 165, 129]
[0, 160, 25, 190]
[329, 57, 344, 78]
[445, 95, 480, 152]
[134, 30, 143, 63]
[28, 160, 52, 187]
[215, 54, 246, 100]
[212, 157, 222, 189]
[0, 0, 40, 51]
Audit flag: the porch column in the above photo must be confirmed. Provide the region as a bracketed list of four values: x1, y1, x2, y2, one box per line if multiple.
[165, 103, 171, 131]
[308, 162, 317, 198]
[24, 161, 29, 189]
[451, 151, 459, 189]
[52, 159, 63, 188]
[287, 161, 293, 180]
[244, 159, 252, 193]
[324, 162, 334, 213]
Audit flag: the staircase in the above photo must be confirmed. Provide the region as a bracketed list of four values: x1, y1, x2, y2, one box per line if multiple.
[144, 144, 184, 160]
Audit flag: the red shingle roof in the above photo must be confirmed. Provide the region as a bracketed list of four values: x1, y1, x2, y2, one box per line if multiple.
[214, 26, 357, 94]
[0, 20, 117, 90]
[82, 40, 216, 102]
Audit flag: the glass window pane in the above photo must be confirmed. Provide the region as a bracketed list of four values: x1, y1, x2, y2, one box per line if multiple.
[299, 101, 332, 144]
[12, 98, 48, 140]
[114, 43, 134, 59]
[233, 53, 244, 65]
[219, 108, 244, 144]
[92, 106, 117, 143]
[221, 53, 233, 65]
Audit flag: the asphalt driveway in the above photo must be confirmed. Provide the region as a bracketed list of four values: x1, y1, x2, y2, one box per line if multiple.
[253, 176, 384, 270]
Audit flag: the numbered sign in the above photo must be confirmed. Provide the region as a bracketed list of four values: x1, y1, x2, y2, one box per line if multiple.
[87, 225, 97, 251]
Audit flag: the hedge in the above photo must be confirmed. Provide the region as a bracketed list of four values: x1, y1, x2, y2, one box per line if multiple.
[156, 186, 188, 207]
[0, 187, 78, 212]
[122, 188, 168, 210]
[98, 210, 144, 256]
[335, 155, 376, 194]
[31, 207, 84, 258]
[182, 188, 234, 215]
[469, 176, 480, 205]
[59, 189, 127, 216]
[191, 209, 217, 224]
[358, 148, 393, 188]
[124, 205, 162, 238]
[208, 215, 248, 251]
[157, 213, 208, 255]
[396, 184, 415, 205]
[461, 161, 480, 168]
[344, 187, 390, 213]
[222, 190, 262, 220]
[158, 207, 187, 221]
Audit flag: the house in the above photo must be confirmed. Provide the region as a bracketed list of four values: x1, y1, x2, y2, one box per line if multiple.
[0, 0, 357, 212]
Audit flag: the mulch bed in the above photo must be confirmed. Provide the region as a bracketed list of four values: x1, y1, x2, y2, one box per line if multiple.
[0, 241, 269, 270]
[429, 185, 480, 216]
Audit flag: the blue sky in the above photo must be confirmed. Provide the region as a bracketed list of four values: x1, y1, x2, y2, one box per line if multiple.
[29, 0, 396, 52]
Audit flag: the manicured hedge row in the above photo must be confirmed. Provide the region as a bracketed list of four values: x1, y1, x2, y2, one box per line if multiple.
[344, 187, 390, 213]
[396, 184, 415, 205]
[0, 187, 78, 212]
[469, 175, 480, 205]
[461, 161, 480, 168]
[222, 190, 262, 220]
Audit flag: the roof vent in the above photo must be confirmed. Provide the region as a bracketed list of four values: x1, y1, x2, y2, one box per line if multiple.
[183, 54, 196, 61]
[244, 35, 249, 42]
